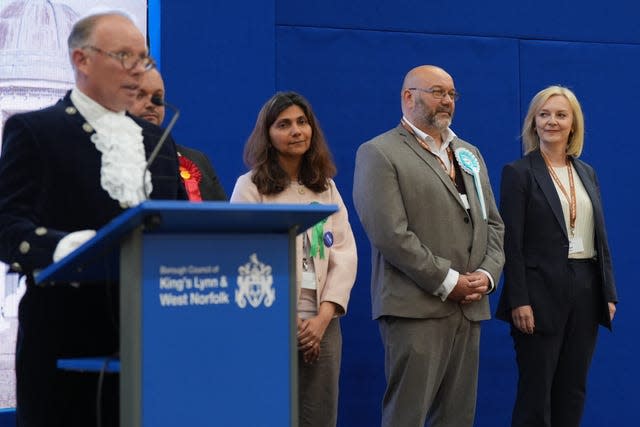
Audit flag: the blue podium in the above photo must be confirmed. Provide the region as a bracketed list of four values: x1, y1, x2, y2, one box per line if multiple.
[35, 201, 337, 427]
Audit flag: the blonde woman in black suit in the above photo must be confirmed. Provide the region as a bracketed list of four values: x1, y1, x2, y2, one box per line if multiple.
[497, 85, 618, 427]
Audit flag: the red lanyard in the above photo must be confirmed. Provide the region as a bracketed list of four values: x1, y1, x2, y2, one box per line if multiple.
[400, 119, 455, 183]
[541, 152, 576, 235]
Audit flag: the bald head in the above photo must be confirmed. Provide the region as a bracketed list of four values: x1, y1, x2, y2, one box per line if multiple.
[400, 65, 456, 140]
[401, 66, 453, 111]
[402, 65, 451, 88]
[129, 68, 166, 125]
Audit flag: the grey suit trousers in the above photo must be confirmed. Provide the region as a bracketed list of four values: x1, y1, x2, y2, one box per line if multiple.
[378, 310, 480, 427]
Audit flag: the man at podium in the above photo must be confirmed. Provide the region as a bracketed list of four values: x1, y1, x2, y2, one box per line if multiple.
[0, 11, 186, 427]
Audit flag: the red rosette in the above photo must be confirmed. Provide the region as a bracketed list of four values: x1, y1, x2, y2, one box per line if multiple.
[178, 154, 203, 201]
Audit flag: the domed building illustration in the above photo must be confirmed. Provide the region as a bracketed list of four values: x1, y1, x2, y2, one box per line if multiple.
[0, 0, 78, 138]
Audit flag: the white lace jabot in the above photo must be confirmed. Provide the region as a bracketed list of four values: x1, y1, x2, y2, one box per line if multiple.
[71, 88, 151, 208]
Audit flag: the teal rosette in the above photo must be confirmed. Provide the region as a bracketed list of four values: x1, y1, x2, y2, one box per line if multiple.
[454, 147, 487, 220]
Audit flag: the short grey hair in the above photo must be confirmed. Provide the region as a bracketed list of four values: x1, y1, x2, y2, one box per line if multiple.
[67, 11, 134, 69]
[67, 11, 133, 50]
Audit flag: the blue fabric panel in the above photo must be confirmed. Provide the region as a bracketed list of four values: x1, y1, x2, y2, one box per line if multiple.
[148, 0, 161, 64]
[153, 2, 636, 425]
[0, 409, 15, 427]
[277, 0, 640, 44]
[520, 39, 639, 426]
[276, 26, 521, 426]
[160, 0, 277, 195]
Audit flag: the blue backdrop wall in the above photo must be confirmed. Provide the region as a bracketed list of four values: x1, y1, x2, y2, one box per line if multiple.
[159, 1, 637, 425]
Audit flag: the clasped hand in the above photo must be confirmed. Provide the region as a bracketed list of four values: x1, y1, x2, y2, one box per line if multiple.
[447, 272, 489, 304]
[297, 315, 329, 364]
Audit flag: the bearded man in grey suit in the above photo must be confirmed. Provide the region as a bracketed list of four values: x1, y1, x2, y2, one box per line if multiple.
[353, 65, 504, 427]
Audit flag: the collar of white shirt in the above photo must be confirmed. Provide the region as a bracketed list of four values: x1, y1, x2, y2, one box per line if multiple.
[402, 115, 456, 155]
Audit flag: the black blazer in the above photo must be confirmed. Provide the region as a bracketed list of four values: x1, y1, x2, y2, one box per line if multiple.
[176, 144, 227, 201]
[0, 94, 188, 425]
[0, 92, 187, 274]
[496, 150, 617, 333]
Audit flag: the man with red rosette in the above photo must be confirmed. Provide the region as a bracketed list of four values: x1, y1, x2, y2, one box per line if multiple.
[129, 68, 227, 201]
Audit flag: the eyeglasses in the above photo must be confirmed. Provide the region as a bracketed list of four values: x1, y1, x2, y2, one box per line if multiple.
[83, 45, 156, 71]
[408, 87, 460, 101]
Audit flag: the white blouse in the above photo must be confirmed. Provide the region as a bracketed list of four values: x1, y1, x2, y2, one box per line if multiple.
[551, 165, 597, 259]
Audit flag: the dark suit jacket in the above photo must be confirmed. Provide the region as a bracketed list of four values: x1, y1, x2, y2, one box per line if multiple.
[0, 92, 186, 272]
[0, 92, 187, 425]
[496, 150, 617, 333]
[176, 144, 227, 201]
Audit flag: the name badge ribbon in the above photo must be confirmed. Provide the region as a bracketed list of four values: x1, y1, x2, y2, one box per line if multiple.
[454, 147, 487, 220]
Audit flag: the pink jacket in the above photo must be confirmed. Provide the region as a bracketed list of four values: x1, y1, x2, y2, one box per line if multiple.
[231, 171, 357, 315]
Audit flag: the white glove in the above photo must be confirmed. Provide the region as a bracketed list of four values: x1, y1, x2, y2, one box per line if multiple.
[53, 229, 96, 262]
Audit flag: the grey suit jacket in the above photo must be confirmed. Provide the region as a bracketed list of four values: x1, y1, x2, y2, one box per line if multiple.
[353, 124, 504, 322]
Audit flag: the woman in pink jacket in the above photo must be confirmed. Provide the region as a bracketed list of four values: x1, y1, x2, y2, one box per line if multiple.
[231, 91, 357, 427]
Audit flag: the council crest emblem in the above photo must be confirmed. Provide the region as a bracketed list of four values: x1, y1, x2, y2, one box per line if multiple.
[235, 253, 275, 308]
